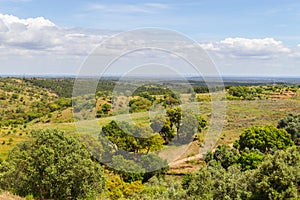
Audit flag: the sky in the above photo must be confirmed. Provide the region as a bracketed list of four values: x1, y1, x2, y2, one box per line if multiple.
[0, 0, 300, 77]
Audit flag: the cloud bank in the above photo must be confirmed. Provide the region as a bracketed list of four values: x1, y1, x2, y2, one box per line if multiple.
[0, 13, 109, 57]
[0, 13, 299, 76]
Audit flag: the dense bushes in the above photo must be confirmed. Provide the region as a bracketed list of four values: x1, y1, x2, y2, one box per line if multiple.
[187, 147, 300, 200]
[206, 125, 294, 171]
[277, 113, 300, 145]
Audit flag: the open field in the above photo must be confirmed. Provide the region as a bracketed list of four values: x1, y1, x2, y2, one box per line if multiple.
[2, 97, 298, 161]
[0, 78, 299, 164]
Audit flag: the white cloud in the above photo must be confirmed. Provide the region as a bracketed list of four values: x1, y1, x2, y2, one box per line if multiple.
[86, 4, 106, 11]
[0, 14, 109, 57]
[197, 37, 300, 76]
[200, 37, 291, 59]
[85, 3, 171, 14]
[144, 3, 171, 9]
[0, 13, 299, 76]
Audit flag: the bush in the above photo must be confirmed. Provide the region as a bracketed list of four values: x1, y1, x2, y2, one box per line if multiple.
[277, 113, 300, 145]
[235, 125, 294, 153]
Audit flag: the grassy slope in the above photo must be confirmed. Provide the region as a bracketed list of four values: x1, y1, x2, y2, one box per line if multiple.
[0, 78, 299, 161]
[0, 78, 59, 159]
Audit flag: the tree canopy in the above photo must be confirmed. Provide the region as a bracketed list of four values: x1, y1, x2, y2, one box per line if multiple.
[235, 125, 294, 153]
[101, 120, 164, 154]
[0, 129, 105, 199]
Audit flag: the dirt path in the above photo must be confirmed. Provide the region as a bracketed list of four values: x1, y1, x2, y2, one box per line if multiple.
[168, 142, 234, 167]
[168, 153, 204, 167]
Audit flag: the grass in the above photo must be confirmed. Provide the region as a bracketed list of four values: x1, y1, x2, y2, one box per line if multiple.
[1, 98, 298, 160]
[218, 99, 300, 145]
[0, 80, 299, 162]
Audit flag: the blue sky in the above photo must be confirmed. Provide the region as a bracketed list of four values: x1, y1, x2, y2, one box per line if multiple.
[0, 0, 300, 76]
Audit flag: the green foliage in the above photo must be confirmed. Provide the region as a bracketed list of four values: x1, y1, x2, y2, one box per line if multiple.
[48, 98, 72, 112]
[163, 93, 181, 107]
[110, 154, 168, 184]
[277, 113, 300, 145]
[11, 93, 19, 100]
[25, 78, 75, 98]
[227, 85, 267, 100]
[105, 173, 143, 200]
[193, 86, 209, 93]
[238, 148, 265, 171]
[150, 115, 174, 144]
[111, 155, 145, 182]
[208, 145, 239, 169]
[197, 115, 207, 132]
[186, 165, 251, 200]
[129, 97, 152, 113]
[101, 103, 111, 114]
[199, 147, 300, 200]
[101, 120, 164, 154]
[140, 154, 169, 182]
[139, 92, 156, 102]
[167, 107, 182, 136]
[251, 147, 300, 200]
[226, 84, 299, 101]
[0, 129, 105, 199]
[96, 103, 112, 117]
[207, 126, 294, 171]
[132, 84, 173, 96]
[177, 112, 198, 144]
[132, 176, 186, 200]
[236, 125, 294, 153]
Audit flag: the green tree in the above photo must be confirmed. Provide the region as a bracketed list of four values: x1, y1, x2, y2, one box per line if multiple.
[101, 120, 164, 154]
[163, 93, 181, 107]
[111, 155, 145, 182]
[167, 107, 182, 139]
[132, 176, 186, 200]
[251, 147, 300, 200]
[0, 129, 105, 199]
[136, 126, 164, 153]
[106, 172, 143, 200]
[277, 113, 300, 145]
[185, 165, 251, 200]
[140, 154, 169, 182]
[101, 103, 112, 115]
[211, 144, 239, 169]
[150, 115, 174, 144]
[101, 120, 137, 153]
[177, 112, 198, 144]
[235, 125, 294, 153]
[185, 167, 214, 199]
[139, 92, 156, 102]
[197, 115, 207, 132]
[129, 97, 152, 113]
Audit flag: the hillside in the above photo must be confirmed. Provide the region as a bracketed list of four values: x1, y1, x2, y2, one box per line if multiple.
[0, 77, 299, 199]
[0, 77, 299, 161]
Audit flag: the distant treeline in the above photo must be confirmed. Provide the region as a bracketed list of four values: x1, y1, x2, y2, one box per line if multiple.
[25, 78, 299, 98]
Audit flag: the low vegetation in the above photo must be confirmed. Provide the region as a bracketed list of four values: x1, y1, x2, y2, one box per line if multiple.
[0, 77, 298, 199]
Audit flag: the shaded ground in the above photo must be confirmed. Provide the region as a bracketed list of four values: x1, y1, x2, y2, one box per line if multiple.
[0, 192, 26, 200]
